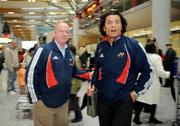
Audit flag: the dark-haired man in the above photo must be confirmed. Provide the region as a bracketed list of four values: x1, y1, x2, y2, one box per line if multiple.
[87, 11, 152, 126]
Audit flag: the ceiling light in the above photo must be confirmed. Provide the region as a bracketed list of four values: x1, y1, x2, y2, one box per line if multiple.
[29, 12, 35, 14]
[22, 7, 43, 10]
[49, 12, 56, 15]
[8, 12, 14, 14]
[171, 26, 180, 31]
[82, 0, 88, 2]
[0, 38, 12, 43]
[52, 0, 58, 3]
[1, 0, 7, 1]
[28, 0, 36, 2]
[88, 15, 92, 18]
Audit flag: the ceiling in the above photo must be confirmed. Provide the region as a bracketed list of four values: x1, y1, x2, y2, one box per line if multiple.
[0, 0, 180, 41]
[85, 0, 180, 36]
[0, 0, 92, 40]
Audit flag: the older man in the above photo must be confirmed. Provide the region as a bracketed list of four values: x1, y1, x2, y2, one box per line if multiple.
[4, 41, 19, 94]
[26, 22, 91, 126]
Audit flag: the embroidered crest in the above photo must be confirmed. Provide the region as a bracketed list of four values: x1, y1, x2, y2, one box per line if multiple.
[117, 52, 125, 58]
[53, 56, 59, 60]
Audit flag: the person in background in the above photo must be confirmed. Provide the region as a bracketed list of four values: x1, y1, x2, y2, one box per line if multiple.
[4, 41, 19, 95]
[18, 48, 25, 63]
[17, 63, 26, 95]
[79, 48, 90, 69]
[23, 47, 35, 68]
[0, 46, 4, 73]
[69, 45, 83, 123]
[134, 42, 170, 125]
[164, 43, 176, 101]
[146, 37, 165, 84]
[147, 37, 165, 62]
[87, 10, 152, 126]
[26, 22, 92, 126]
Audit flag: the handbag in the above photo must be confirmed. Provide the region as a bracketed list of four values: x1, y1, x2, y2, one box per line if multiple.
[87, 89, 98, 117]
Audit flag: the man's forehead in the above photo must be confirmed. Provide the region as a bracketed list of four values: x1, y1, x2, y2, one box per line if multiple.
[106, 16, 120, 20]
[57, 23, 69, 28]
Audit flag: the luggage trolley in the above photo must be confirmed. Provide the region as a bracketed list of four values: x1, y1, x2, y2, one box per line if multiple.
[173, 76, 180, 126]
[16, 94, 33, 119]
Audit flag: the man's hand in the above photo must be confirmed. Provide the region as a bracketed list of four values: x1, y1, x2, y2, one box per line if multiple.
[87, 84, 95, 96]
[89, 71, 94, 80]
[130, 90, 138, 102]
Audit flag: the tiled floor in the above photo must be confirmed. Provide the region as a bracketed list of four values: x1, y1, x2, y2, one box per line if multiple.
[0, 80, 179, 126]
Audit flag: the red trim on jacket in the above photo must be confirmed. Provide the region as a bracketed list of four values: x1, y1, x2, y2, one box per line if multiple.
[116, 45, 131, 85]
[98, 67, 102, 80]
[76, 72, 90, 80]
[46, 52, 58, 88]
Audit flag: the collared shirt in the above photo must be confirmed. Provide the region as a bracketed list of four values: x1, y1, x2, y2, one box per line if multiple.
[54, 39, 68, 57]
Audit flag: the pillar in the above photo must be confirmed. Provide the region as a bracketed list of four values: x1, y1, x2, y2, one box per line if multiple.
[72, 16, 79, 48]
[152, 0, 171, 52]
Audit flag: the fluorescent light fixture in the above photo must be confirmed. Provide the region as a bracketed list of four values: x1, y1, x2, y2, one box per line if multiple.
[49, 12, 56, 15]
[28, 0, 36, 2]
[22, 41, 37, 49]
[0, 38, 12, 43]
[29, 12, 35, 14]
[82, 0, 88, 2]
[22, 7, 44, 10]
[171, 26, 180, 31]
[8, 12, 14, 14]
[52, 0, 58, 3]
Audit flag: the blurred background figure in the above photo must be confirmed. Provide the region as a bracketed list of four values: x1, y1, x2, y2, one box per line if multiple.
[16, 63, 26, 95]
[0, 45, 4, 74]
[146, 37, 165, 84]
[4, 41, 19, 95]
[23, 47, 35, 68]
[163, 43, 177, 102]
[69, 45, 83, 123]
[134, 42, 170, 125]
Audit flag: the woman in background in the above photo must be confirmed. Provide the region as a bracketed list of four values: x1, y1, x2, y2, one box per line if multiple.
[133, 42, 170, 125]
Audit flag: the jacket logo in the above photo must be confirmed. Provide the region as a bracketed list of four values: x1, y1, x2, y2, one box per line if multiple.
[117, 52, 125, 58]
[53, 56, 59, 60]
[99, 53, 104, 58]
[69, 58, 74, 66]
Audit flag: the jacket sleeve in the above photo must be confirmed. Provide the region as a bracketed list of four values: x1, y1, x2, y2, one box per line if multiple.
[133, 42, 153, 95]
[90, 43, 102, 86]
[26, 47, 45, 103]
[72, 54, 91, 80]
[154, 55, 170, 78]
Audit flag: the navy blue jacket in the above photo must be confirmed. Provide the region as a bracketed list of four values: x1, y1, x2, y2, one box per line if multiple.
[26, 40, 89, 108]
[91, 35, 152, 102]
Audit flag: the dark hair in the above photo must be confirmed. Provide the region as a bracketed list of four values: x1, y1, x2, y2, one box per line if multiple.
[99, 10, 127, 36]
[147, 37, 156, 43]
[145, 42, 157, 54]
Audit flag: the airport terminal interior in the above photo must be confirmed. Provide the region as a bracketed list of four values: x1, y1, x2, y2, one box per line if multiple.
[0, 0, 180, 126]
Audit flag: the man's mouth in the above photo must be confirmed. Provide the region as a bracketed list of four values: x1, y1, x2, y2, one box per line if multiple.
[111, 30, 116, 32]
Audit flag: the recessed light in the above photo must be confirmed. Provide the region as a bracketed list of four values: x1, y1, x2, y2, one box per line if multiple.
[29, 12, 35, 14]
[8, 12, 14, 14]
